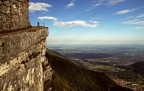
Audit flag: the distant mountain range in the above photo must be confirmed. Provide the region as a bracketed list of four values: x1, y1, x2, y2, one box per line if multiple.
[45, 49, 133, 91]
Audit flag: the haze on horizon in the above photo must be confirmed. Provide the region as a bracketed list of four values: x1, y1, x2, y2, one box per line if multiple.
[29, 0, 144, 45]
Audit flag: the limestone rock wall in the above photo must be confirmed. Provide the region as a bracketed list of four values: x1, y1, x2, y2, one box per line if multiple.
[0, 0, 53, 90]
[0, 0, 31, 32]
[0, 27, 53, 91]
[43, 58, 53, 91]
[0, 27, 48, 63]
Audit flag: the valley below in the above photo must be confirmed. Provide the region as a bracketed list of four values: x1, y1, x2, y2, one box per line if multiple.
[48, 44, 144, 91]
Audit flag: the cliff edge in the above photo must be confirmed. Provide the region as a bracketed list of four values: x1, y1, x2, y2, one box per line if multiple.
[0, 0, 52, 91]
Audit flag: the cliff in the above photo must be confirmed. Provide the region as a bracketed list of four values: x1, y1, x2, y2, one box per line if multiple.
[0, 26, 53, 91]
[0, 0, 52, 91]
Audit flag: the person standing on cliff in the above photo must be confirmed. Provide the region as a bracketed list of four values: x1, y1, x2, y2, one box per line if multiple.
[37, 22, 40, 26]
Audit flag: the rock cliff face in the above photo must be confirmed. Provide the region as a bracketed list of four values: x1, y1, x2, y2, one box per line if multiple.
[0, 0, 31, 32]
[0, 0, 53, 91]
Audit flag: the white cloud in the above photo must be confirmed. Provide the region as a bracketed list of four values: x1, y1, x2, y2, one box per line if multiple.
[89, 20, 99, 24]
[94, 3, 103, 7]
[115, 6, 144, 15]
[38, 16, 57, 21]
[29, 2, 52, 12]
[125, 13, 144, 20]
[123, 19, 144, 25]
[136, 14, 144, 18]
[38, 16, 99, 28]
[115, 9, 134, 15]
[54, 20, 99, 28]
[123, 13, 144, 30]
[107, 0, 126, 6]
[66, 2, 75, 8]
[86, 3, 103, 11]
[86, 0, 105, 11]
[87, 0, 126, 11]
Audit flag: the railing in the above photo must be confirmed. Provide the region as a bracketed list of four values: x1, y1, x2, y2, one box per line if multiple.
[32, 22, 46, 27]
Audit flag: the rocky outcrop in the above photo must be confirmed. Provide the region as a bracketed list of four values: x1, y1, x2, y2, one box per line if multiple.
[43, 56, 53, 91]
[0, 27, 50, 91]
[0, 0, 31, 32]
[0, 0, 53, 91]
[0, 27, 47, 63]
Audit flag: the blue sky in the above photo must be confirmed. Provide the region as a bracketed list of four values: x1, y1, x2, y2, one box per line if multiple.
[29, 0, 144, 45]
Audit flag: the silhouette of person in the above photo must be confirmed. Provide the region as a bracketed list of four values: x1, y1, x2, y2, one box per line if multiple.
[37, 22, 40, 26]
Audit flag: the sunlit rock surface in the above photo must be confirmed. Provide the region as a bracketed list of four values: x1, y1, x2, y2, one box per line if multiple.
[0, 0, 53, 91]
[0, 0, 31, 32]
